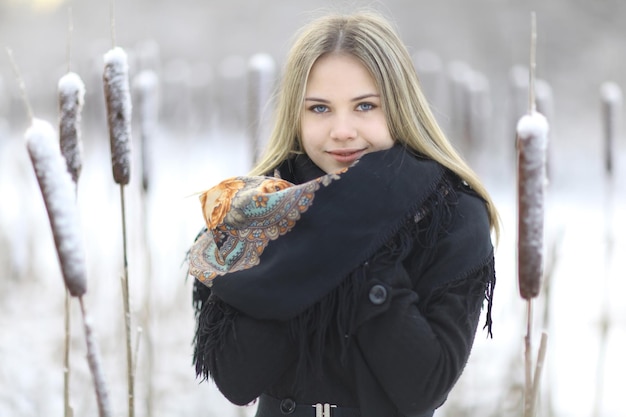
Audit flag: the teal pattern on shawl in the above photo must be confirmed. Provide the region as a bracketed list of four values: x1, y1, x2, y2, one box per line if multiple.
[189, 172, 342, 284]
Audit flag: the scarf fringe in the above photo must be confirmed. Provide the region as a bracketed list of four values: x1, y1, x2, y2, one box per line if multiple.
[192, 283, 238, 381]
[482, 257, 496, 338]
[289, 268, 363, 381]
[419, 254, 496, 338]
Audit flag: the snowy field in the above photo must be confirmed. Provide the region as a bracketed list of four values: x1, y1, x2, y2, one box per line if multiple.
[1, 1, 625, 416]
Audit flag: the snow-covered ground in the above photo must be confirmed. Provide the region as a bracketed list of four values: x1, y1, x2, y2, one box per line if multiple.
[1, 1, 625, 416]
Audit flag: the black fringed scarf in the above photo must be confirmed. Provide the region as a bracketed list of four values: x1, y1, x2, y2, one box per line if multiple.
[189, 145, 445, 319]
[189, 144, 495, 381]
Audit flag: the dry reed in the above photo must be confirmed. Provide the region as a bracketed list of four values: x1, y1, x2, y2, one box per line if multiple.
[600, 82, 622, 178]
[133, 70, 158, 193]
[103, 44, 135, 417]
[592, 81, 622, 417]
[133, 68, 160, 417]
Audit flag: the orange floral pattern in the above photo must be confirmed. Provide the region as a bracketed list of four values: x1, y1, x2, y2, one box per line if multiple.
[199, 178, 246, 229]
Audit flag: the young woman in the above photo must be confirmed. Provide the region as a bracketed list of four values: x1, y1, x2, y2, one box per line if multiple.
[187, 10, 499, 417]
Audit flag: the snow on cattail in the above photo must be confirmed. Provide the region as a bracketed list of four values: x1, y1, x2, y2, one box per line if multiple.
[103, 47, 132, 185]
[58, 72, 86, 184]
[516, 111, 549, 299]
[133, 70, 159, 193]
[26, 118, 87, 297]
[600, 82, 623, 177]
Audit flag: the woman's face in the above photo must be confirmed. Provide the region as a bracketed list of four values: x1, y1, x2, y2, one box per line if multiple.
[300, 53, 394, 174]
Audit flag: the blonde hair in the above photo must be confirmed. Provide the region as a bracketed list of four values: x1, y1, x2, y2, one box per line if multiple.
[251, 11, 500, 240]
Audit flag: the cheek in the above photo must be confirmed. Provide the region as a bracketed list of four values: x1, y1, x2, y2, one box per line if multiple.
[369, 117, 393, 143]
[300, 116, 323, 144]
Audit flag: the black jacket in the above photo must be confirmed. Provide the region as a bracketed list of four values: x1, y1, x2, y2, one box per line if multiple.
[192, 152, 495, 417]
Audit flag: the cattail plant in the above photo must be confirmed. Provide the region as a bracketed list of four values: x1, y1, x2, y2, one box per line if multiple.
[58, 11, 85, 415]
[591, 81, 622, 417]
[516, 12, 549, 417]
[600, 82, 622, 178]
[517, 111, 548, 300]
[104, 47, 132, 186]
[247, 53, 276, 165]
[25, 118, 111, 417]
[133, 70, 158, 194]
[58, 69, 86, 417]
[133, 69, 159, 417]
[103, 40, 135, 416]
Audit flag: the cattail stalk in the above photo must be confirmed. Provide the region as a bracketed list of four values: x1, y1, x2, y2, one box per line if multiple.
[592, 82, 622, 417]
[517, 106, 549, 417]
[517, 12, 550, 417]
[58, 69, 85, 417]
[134, 70, 158, 193]
[133, 69, 159, 417]
[59, 9, 83, 413]
[600, 82, 622, 178]
[80, 298, 113, 417]
[103, 45, 135, 417]
[25, 118, 111, 417]
[63, 290, 73, 417]
[529, 332, 549, 416]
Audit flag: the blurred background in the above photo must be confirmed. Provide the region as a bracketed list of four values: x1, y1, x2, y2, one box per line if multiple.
[1, 0, 625, 416]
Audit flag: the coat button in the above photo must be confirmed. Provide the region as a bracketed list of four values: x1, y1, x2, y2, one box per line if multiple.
[280, 397, 296, 414]
[369, 284, 388, 305]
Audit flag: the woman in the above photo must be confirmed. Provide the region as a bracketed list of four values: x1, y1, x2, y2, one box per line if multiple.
[188, 10, 499, 417]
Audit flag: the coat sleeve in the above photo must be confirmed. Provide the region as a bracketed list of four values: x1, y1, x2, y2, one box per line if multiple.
[193, 292, 298, 406]
[353, 190, 495, 416]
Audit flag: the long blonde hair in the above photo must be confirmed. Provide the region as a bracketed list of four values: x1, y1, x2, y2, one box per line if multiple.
[251, 11, 500, 240]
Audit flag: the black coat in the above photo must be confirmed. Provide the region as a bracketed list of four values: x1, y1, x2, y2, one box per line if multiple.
[192, 151, 495, 417]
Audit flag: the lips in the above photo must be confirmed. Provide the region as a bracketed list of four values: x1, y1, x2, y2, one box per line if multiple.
[327, 148, 366, 164]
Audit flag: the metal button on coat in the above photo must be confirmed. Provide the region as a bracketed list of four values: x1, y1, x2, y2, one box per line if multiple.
[369, 284, 388, 305]
[279, 397, 296, 414]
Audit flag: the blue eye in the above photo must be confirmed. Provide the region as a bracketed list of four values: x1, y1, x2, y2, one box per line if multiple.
[357, 102, 374, 111]
[310, 105, 328, 113]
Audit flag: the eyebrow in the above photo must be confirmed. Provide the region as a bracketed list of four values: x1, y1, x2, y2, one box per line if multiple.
[304, 93, 380, 103]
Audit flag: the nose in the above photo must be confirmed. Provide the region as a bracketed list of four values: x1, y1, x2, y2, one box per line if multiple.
[329, 114, 357, 141]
